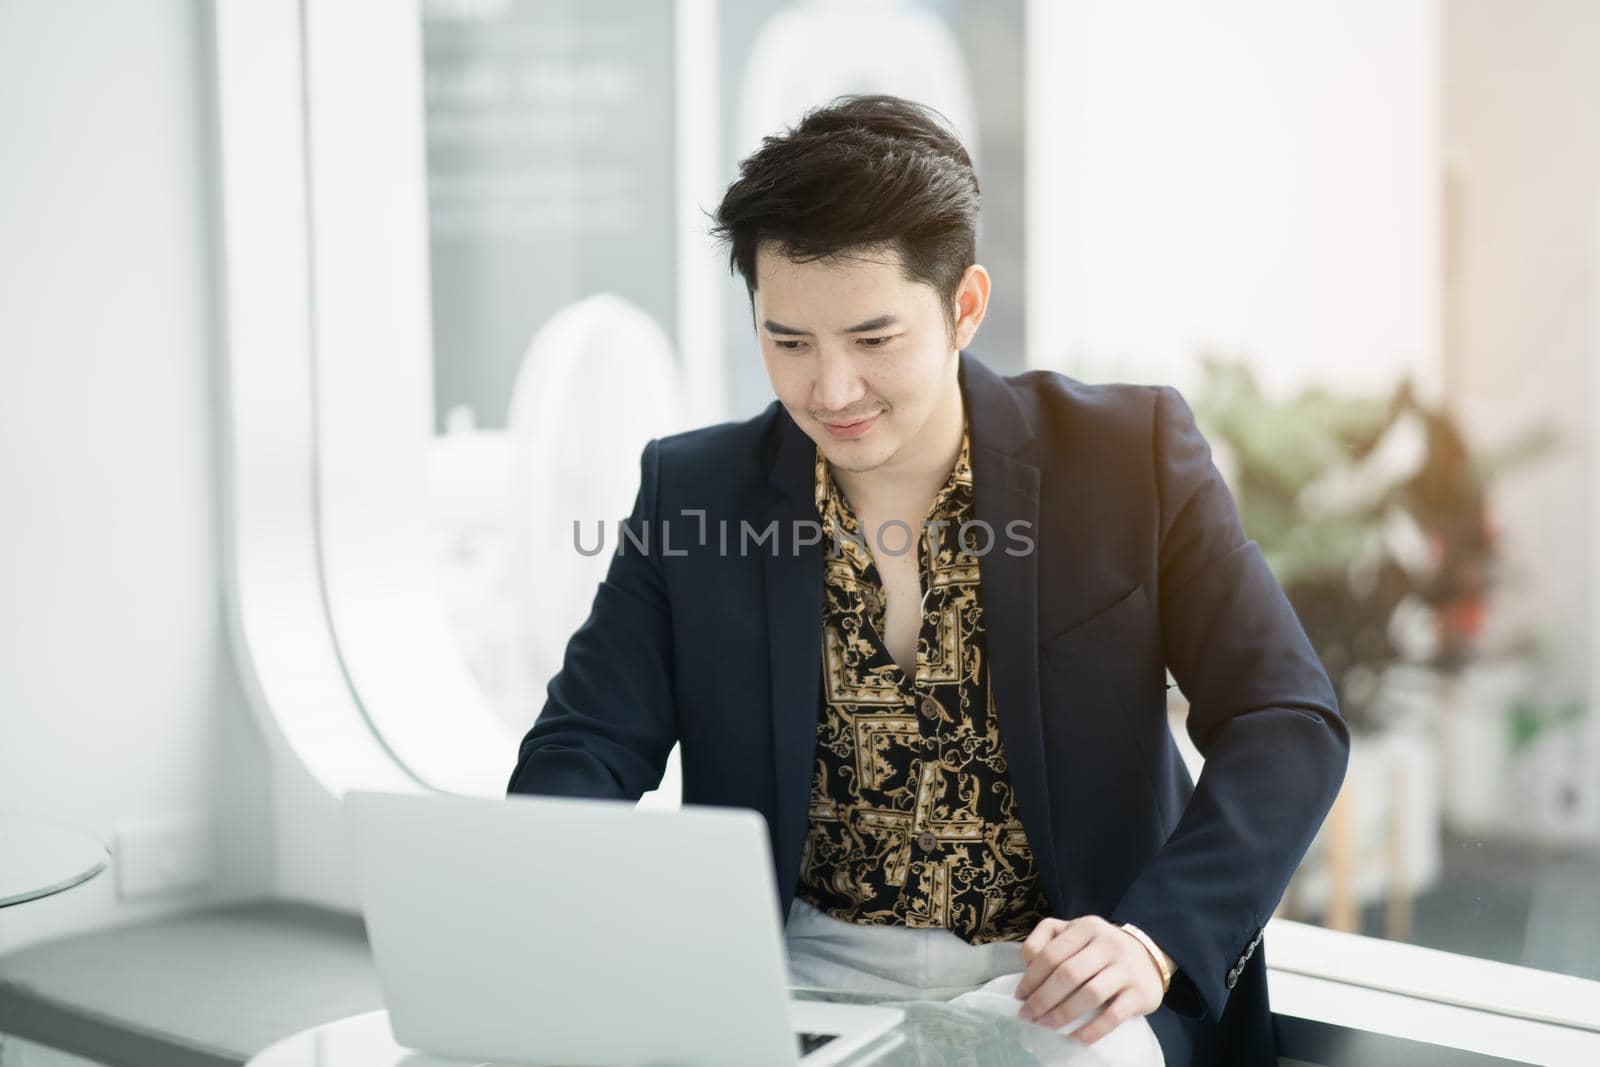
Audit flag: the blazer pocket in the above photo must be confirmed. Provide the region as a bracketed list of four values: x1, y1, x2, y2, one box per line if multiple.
[1039, 582, 1148, 666]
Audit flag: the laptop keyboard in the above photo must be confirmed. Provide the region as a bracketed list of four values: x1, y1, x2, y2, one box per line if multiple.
[797, 1030, 837, 1055]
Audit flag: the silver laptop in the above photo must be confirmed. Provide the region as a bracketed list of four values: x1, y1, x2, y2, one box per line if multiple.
[344, 789, 904, 1066]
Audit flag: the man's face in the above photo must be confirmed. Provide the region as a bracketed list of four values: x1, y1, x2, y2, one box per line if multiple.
[753, 243, 970, 475]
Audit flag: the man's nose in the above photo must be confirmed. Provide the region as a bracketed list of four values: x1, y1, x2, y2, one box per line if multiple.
[812, 343, 866, 413]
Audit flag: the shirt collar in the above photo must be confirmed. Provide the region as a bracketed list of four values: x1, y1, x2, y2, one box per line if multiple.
[813, 423, 974, 543]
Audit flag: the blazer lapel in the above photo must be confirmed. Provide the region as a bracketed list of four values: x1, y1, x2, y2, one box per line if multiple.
[960, 353, 1065, 915]
[762, 409, 825, 908]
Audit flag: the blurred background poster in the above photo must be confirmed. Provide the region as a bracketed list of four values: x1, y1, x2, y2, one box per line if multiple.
[419, 0, 686, 726]
[717, 0, 1028, 417]
[421, 0, 678, 434]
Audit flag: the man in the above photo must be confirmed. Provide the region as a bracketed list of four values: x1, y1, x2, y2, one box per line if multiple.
[508, 95, 1349, 1067]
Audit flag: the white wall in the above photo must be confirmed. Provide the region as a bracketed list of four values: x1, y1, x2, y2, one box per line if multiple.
[0, 0, 274, 952]
[1443, 0, 1600, 840]
[1027, 0, 1442, 402]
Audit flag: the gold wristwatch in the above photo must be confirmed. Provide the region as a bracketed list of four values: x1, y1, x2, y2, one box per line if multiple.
[1119, 922, 1174, 994]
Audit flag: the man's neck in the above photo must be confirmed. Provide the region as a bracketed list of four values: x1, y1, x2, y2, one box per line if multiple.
[832, 374, 965, 524]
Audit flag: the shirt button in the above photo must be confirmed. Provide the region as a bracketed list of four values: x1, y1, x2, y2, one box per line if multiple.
[919, 696, 939, 718]
[861, 589, 880, 615]
[917, 831, 938, 852]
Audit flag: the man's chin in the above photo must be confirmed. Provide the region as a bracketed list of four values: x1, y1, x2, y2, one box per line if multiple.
[817, 438, 896, 474]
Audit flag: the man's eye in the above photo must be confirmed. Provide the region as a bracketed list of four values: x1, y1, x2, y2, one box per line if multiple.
[774, 339, 806, 351]
[858, 336, 893, 348]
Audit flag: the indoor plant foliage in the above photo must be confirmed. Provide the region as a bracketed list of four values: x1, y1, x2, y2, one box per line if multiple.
[1189, 357, 1558, 732]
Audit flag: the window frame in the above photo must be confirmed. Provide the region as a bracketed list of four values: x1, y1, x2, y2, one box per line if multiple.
[214, 0, 722, 798]
[213, 0, 426, 799]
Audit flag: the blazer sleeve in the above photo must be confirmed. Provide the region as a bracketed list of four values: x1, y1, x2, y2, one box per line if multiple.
[1108, 385, 1350, 1022]
[505, 439, 678, 800]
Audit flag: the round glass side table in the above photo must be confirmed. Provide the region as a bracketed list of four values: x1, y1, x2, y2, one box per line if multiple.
[0, 812, 109, 909]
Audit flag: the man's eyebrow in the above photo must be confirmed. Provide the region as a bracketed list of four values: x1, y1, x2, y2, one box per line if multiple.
[761, 315, 900, 336]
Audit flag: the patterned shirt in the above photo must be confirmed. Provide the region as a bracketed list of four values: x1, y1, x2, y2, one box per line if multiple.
[797, 426, 1052, 944]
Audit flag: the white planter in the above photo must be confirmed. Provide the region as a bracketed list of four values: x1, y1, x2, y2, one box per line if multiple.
[1436, 659, 1533, 837]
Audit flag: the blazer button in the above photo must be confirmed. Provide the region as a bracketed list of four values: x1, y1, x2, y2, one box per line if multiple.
[917, 831, 938, 852]
[919, 696, 939, 718]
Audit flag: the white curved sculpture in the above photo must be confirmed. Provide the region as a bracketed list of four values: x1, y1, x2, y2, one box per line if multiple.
[502, 294, 686, 807]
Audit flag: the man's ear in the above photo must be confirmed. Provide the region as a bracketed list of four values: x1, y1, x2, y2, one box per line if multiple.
[952, 264, 991, 348]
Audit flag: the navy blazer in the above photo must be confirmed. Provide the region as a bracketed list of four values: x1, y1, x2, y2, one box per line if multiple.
[508, 351, 1349, 1066]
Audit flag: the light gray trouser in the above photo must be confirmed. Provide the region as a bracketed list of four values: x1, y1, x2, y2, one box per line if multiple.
[784, 896, 1165, 1066]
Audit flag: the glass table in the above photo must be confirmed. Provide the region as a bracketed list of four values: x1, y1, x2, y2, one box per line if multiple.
[0, 812, 109, 908]
[246, 986, 1115, 1066]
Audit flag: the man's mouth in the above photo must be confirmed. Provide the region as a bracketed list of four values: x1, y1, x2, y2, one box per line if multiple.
[821, 414, 879, 440]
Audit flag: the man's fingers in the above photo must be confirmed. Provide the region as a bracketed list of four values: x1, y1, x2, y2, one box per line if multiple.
[1066, 987, 1140, 1045]
[1019, 917, 1066, 963]
[1014, 920, 1092, 1002]
[1015, 923, 1160, 1042]
[1024, 955, 1115, 1025]
[1017, 934, 1107, 1011]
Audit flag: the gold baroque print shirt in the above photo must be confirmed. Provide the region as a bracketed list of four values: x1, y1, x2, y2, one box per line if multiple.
[797, 426, 1053, 944]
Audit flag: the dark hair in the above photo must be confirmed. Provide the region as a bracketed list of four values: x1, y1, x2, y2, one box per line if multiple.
[709, 94, 980, 336]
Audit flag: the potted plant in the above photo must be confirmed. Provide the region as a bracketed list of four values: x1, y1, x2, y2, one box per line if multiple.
[1187, 358, 1557, 934]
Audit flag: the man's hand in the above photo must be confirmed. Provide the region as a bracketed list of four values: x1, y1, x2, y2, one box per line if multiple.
[1012, 915, 1165, 1044]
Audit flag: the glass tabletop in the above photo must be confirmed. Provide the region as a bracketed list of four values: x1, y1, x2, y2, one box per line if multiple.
[246, 989, 1115, 1066]
[789, 986, 1115, 1066]
[0, 812, 109, 908]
